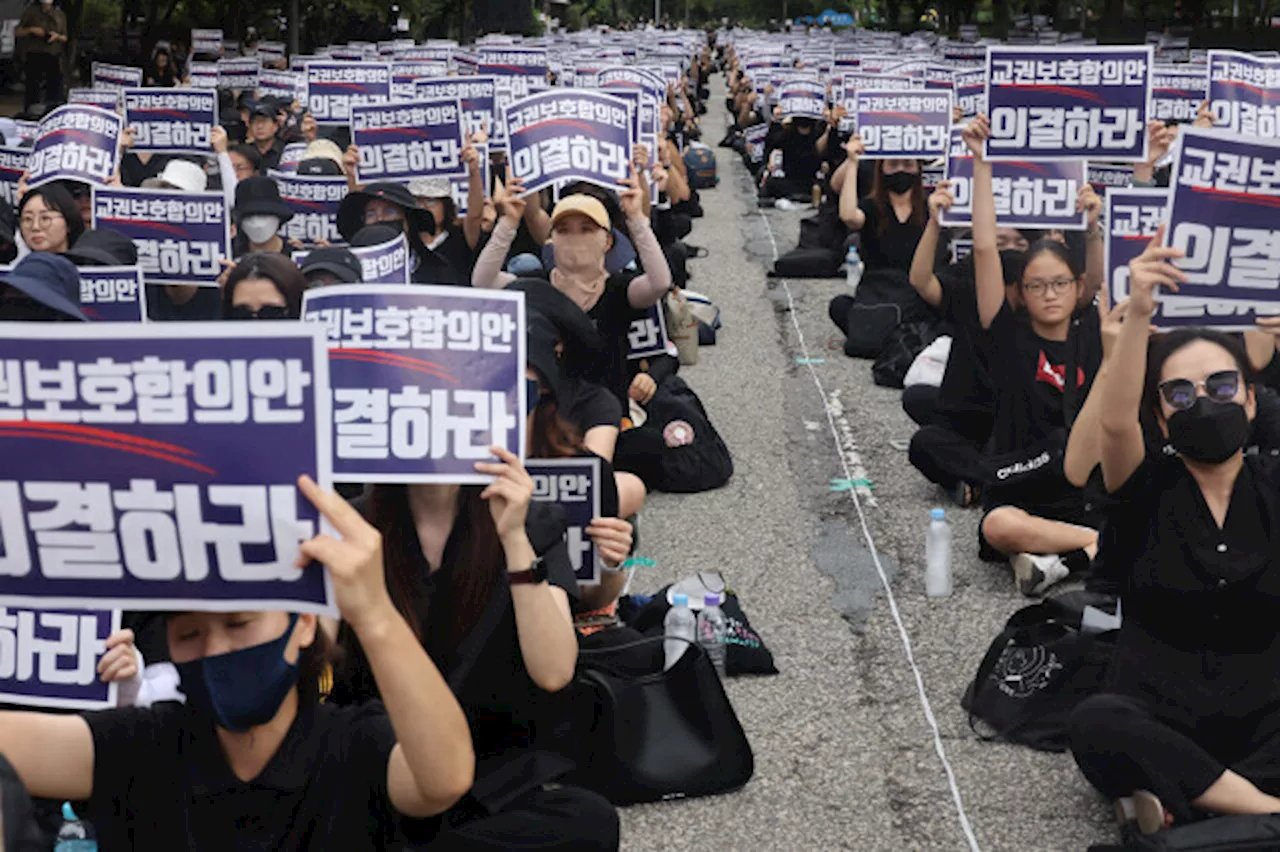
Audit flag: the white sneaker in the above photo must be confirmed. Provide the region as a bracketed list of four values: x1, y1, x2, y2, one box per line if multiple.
[774, 198, 798, 211]
[1011, 553, 1069, 597]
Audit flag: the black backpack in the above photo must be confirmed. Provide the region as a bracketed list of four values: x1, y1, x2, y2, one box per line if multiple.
[769, 247, 842, 279]
[872, 319, 939, 389]
[962, 591, 1119, 752]
[1090, 815, 1280, 851]
[614, 377, 733, 494]
[841, 269, 934, 359]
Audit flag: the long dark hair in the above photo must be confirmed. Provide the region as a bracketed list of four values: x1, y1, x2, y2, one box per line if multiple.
[298, 623, 333, 705]
[222, 251, 310, 318]
[1144, 328, 1254, 419]
[366, 485, 506, 650]
[869, 161, 926, 239]
[529, 398, 582, 458]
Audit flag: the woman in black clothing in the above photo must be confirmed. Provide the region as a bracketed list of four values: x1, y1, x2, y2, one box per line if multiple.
[222, 251, 311, 320]
[336, 182, 467, 286]
[966, 114, 1103, 596]
[1069, 231, 1280, 833]
[145, 47, 177, 87]
[837, 135, 928, 274]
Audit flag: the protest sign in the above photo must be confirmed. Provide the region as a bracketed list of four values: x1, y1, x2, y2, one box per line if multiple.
[777, 78, 827, 120]
[123, 89, 216, 154]
[954, 68, 987, 118]
[352, 98, 465, 183]
[217, 57, 261, 91]
[0, 323, 335, 615]
[258, 42, 286, 64]
[939, 127, 1088, 230]
[306, 62, 392, 126]
[26, 105, 122, 189]
[478, 47, 549, 85]
[293, 234, 410, 285]
[258, 69, 307, 106]
[1105, 187, 1174, 322]
[855, 90, 952, 159]
[1159, 128, 1280, 326]
[68, 89, 120, 111]
[391, 60, 448, 99]
[78, 266, 146, 323]
[91, 62, 143, 91]
[1207, 50, 1280, 140]
[300, 284, 525, 484]
[449, 144, 488, 215]
[415, 75, 495, 141]
[191, 28, 223, 56]
[276, 142, 308, 174]
[1152, 65, 1208, 123]
[273, 173, 347, 247]
[744, 123, 768, 166]
[0, 147, 26, 207]
[1088, 163, 1134, 193]
[985, 45, 1152, 162]
[526, 458, 602, 585]
[505, 89, 633, 195]
[595, 66, 666, 103]
[0, 608, 121, 710]
[398, 46, 453, 63]
[188, 62, 219, 89]
[92, 187, 231, 287]
[628, 304, 670, 360]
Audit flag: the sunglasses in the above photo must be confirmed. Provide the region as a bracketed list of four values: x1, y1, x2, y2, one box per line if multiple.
[1158, 369, 1241, 411]
[226, 304, 290, 321]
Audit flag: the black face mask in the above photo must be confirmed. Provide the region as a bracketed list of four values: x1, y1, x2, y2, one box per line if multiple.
[884, 171, 919, 195]
[0, 297, 73, 322]
[1167, 397, 1250, 465]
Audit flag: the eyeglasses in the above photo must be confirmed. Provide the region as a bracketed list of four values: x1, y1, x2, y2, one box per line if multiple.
[1158, 370, 1241, 411]
[1022, 278, 1074, 296]
[226, 304, 290, 321]
[20, 212, 64, 230]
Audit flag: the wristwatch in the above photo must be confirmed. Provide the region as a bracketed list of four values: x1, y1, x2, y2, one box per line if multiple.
[508, 557, 549, 586]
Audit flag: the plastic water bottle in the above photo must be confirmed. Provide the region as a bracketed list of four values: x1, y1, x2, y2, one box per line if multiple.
[697, 593, 728, 678]
[663, 593, 697, 671]
[54, 803, 97, 852]
[845, 245, 863, 292]
[925, 508, 953, 598]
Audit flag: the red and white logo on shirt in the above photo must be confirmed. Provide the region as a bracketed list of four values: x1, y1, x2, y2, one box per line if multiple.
[1035, 351, 1084, 392]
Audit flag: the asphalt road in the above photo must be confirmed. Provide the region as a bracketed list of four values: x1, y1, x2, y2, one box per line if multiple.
[616, 77, 1116, 852]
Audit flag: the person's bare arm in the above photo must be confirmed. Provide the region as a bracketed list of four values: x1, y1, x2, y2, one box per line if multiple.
[620, 169, 671, 309]
[523, 189, 552, 246]
[1079, 183, 1104, 301]
[461, 144, 485, 250]
[0, 713, 94, 802]
[966, 115, 1003, 330]
[910, 181, 954, 308]
[838, 136, 866, 231]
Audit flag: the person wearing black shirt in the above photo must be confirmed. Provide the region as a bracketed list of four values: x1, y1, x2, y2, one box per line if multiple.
[966, 114, 1103, 597]
[1069, 237, 1280, 832]
[759, 112, 835, 202]
[246, 101, 286, 173]
[145, 47, 177, 87]
[0, 480, 476, 851]
[837, 135, 929, 274]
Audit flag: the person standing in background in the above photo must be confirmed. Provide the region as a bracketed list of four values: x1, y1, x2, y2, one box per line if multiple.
[15, 0, 67, 115]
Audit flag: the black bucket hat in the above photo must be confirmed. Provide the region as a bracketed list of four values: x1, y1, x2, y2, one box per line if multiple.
[336, 181, 429, 242]
[0, 254, 87, 320]
[233, 176, 293, 224]
[62, 228, 139, 267]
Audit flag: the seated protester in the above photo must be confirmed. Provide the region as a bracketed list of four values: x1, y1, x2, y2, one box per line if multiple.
[295, 138, 346, 177]
[51, 179, 92, 229]
[1069, 243, 1280, 831]
[835, 135, 931, 275]
[230, 175, 293, 258]
[327, 449, 621, 851]
[145, 46, 177, 87]
[226, 143, 262, 185]
[336, 181, 461, 285]
[245, 99, 286, 172]
[472, 168, 672, 408]
[0, 479, 478, 851]
[222, 251, 310, 320]
[0, 252, 86, 321]
[406, 174, 478, 285]
[62, 226, 138, 268]
[119, 147, 171, 188]
[300, 245, 363, 287]
[17, 183, 81, 255]
[758, 112, 835, 203]
[966, 114, 1103, 596]
[905, 185, 1031, 506]
[220, 106, 247, 145]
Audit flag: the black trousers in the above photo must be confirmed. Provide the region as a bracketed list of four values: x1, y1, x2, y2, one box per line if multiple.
[759, 175, 811, 200]
[902, 384, 939, 427]
[424, 785, 620, 852]
[907, 409, 993, 494]
[1069, 694, 1280, 823]
[23, 52, 62, 110]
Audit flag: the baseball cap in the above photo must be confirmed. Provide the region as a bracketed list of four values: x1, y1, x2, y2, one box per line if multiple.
[549, 194, 610, 230]
[407, 176, 452, 200]
[300, 246, 363, 284]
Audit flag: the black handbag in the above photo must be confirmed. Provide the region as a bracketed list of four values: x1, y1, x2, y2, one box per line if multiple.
[568, 636, 754, 805]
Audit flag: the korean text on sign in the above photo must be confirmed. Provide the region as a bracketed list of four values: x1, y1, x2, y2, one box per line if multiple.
[217, 58, 261, 91]
[352, 98, 466, 183]
[777, 78, 826, 120]
[0, 324, 335, 615]
[306, 62, 392, 126]
[1208, 51, 1280, 141]
[123, 89, 217, 154]
[26, 105, 122, 190]
[1152, 66, 1209, 123]
[293, 234, 411, 285]
[527, 458, 602, 585]
[1160, 127, 1280, 327]
[939, 127, 1088, 230]
[91, 62, 143, 91]
[77, 266, 146, 323]
[984, 45, 1152, 162]
[628, 305, 669, 360]
[274, 173, 347, 247]
[0, 608, 120, 710]
[0, 146, 27, 207]
[1105, 187, 1192, 326]
[300, 284, 526, 484]
[415, 75, 496, 140]
[91, 187, 231, 287]
[505, 89, 634, 195]
[855, 90, 953, 159]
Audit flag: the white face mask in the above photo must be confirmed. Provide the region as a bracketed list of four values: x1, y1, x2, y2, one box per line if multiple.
[240, 215, 280, 245]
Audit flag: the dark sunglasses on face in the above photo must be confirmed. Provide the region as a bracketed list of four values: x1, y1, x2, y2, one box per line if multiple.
[226, 304, 290, 321]
[1158, 369, 1241, 411]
